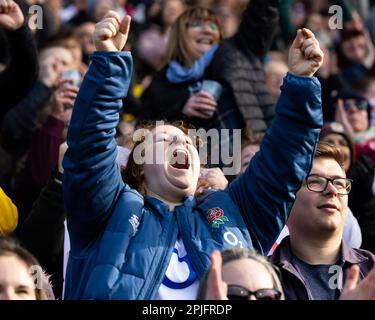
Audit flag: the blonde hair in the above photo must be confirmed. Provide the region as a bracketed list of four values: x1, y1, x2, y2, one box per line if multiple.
[161, 6, 224, 68]
[315, 141, 344, 168]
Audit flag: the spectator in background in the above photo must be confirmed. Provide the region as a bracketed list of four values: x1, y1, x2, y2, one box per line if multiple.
[197, 249, 284, 300]
[0, 45, 72, 197]
[336, 26, 375, 84]
[77, 22, 96, 65]
[353, 76, 375, 127]
[137, 0, 186, 72]
[0, 237, 53, 300]
[197, 130, 363, 251]
[320, 122, 375, 253]
[213, 0, 246, 38]
[279, 0, 354, 45]
[264, 59, 289, 103]
[1, 45, 73, 159]
[47, 28, 87, 74]
[332, 89, 375, 163]
[12, 60, 79, 231]
[0, 45, 75, 224]
[141, 0, 279, 141]
[270, 142, 375, 300]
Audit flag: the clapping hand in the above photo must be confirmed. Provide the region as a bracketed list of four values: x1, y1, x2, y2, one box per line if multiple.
[340, 265, 375, 300]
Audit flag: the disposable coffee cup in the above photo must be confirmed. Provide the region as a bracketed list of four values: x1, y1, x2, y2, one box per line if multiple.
[201, 80, 222, 117]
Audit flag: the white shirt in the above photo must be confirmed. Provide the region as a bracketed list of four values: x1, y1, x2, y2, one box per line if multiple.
[155, 238, 200, 300]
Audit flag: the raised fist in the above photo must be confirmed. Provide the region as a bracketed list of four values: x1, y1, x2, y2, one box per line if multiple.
[0, 0, 24, 30]
[94, 11, 131, 52]
[288, 28, 324, 77]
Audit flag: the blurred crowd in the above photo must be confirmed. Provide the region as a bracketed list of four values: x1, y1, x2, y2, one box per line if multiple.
[0, 0, 375, 301]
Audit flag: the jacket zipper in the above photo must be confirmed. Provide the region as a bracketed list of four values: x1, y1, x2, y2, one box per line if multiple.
[144, 214, 177, 299]
[176, 206, 206, 279]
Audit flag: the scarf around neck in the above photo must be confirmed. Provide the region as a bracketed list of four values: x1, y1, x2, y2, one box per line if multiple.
[166, 45, 219, 84]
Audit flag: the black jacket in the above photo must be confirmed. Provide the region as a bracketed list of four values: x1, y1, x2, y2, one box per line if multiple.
[347, 155, 375, 253]
[207, 0, 278, 137]
[18, 177, 65, 299]
[1, 81, 52, 157]
[0, 81, 51, 196]
[0, 24, 39, 115]
[140, 70, 217, 129]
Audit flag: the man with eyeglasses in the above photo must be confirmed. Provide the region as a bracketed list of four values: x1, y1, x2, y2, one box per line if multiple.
[270, 142, 375, 300]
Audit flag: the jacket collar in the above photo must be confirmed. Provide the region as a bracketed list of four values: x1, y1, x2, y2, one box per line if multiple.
[341, 240, 369, 264]
[272, 236, 368, 266]
[144, 195, 196, 217]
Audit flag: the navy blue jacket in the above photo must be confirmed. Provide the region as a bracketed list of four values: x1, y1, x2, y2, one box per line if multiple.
[62, 51, 322, 299]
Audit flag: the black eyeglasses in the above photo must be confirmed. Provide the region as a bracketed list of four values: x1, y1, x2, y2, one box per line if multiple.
[227, 285, 282, 301]
[305, 174, 353, 195]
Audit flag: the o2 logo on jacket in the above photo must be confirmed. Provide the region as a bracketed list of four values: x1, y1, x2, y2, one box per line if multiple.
[207, 207, 228, 228]
[162, 247, 197, 289]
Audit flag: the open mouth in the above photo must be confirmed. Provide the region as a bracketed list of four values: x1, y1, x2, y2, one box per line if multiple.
[170, 149, 190, 170]
[197, 38, 214, 45]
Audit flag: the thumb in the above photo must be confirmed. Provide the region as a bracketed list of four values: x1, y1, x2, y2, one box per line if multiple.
[302, 28, 316, 40]
[343, 265, 360, 292]
[119, 15, 131, 37]
[291, 29, 305, 49]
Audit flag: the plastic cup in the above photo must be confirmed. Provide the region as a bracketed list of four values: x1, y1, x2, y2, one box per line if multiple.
[200, 80, 222, 117]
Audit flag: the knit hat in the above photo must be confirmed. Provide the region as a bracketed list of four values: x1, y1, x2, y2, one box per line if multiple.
[319, 122, 356, 166]
[0, 188, 18, 236]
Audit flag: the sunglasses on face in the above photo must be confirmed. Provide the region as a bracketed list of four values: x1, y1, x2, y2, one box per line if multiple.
[342, 100, 368, 112]
[227, 285, 282, 301]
